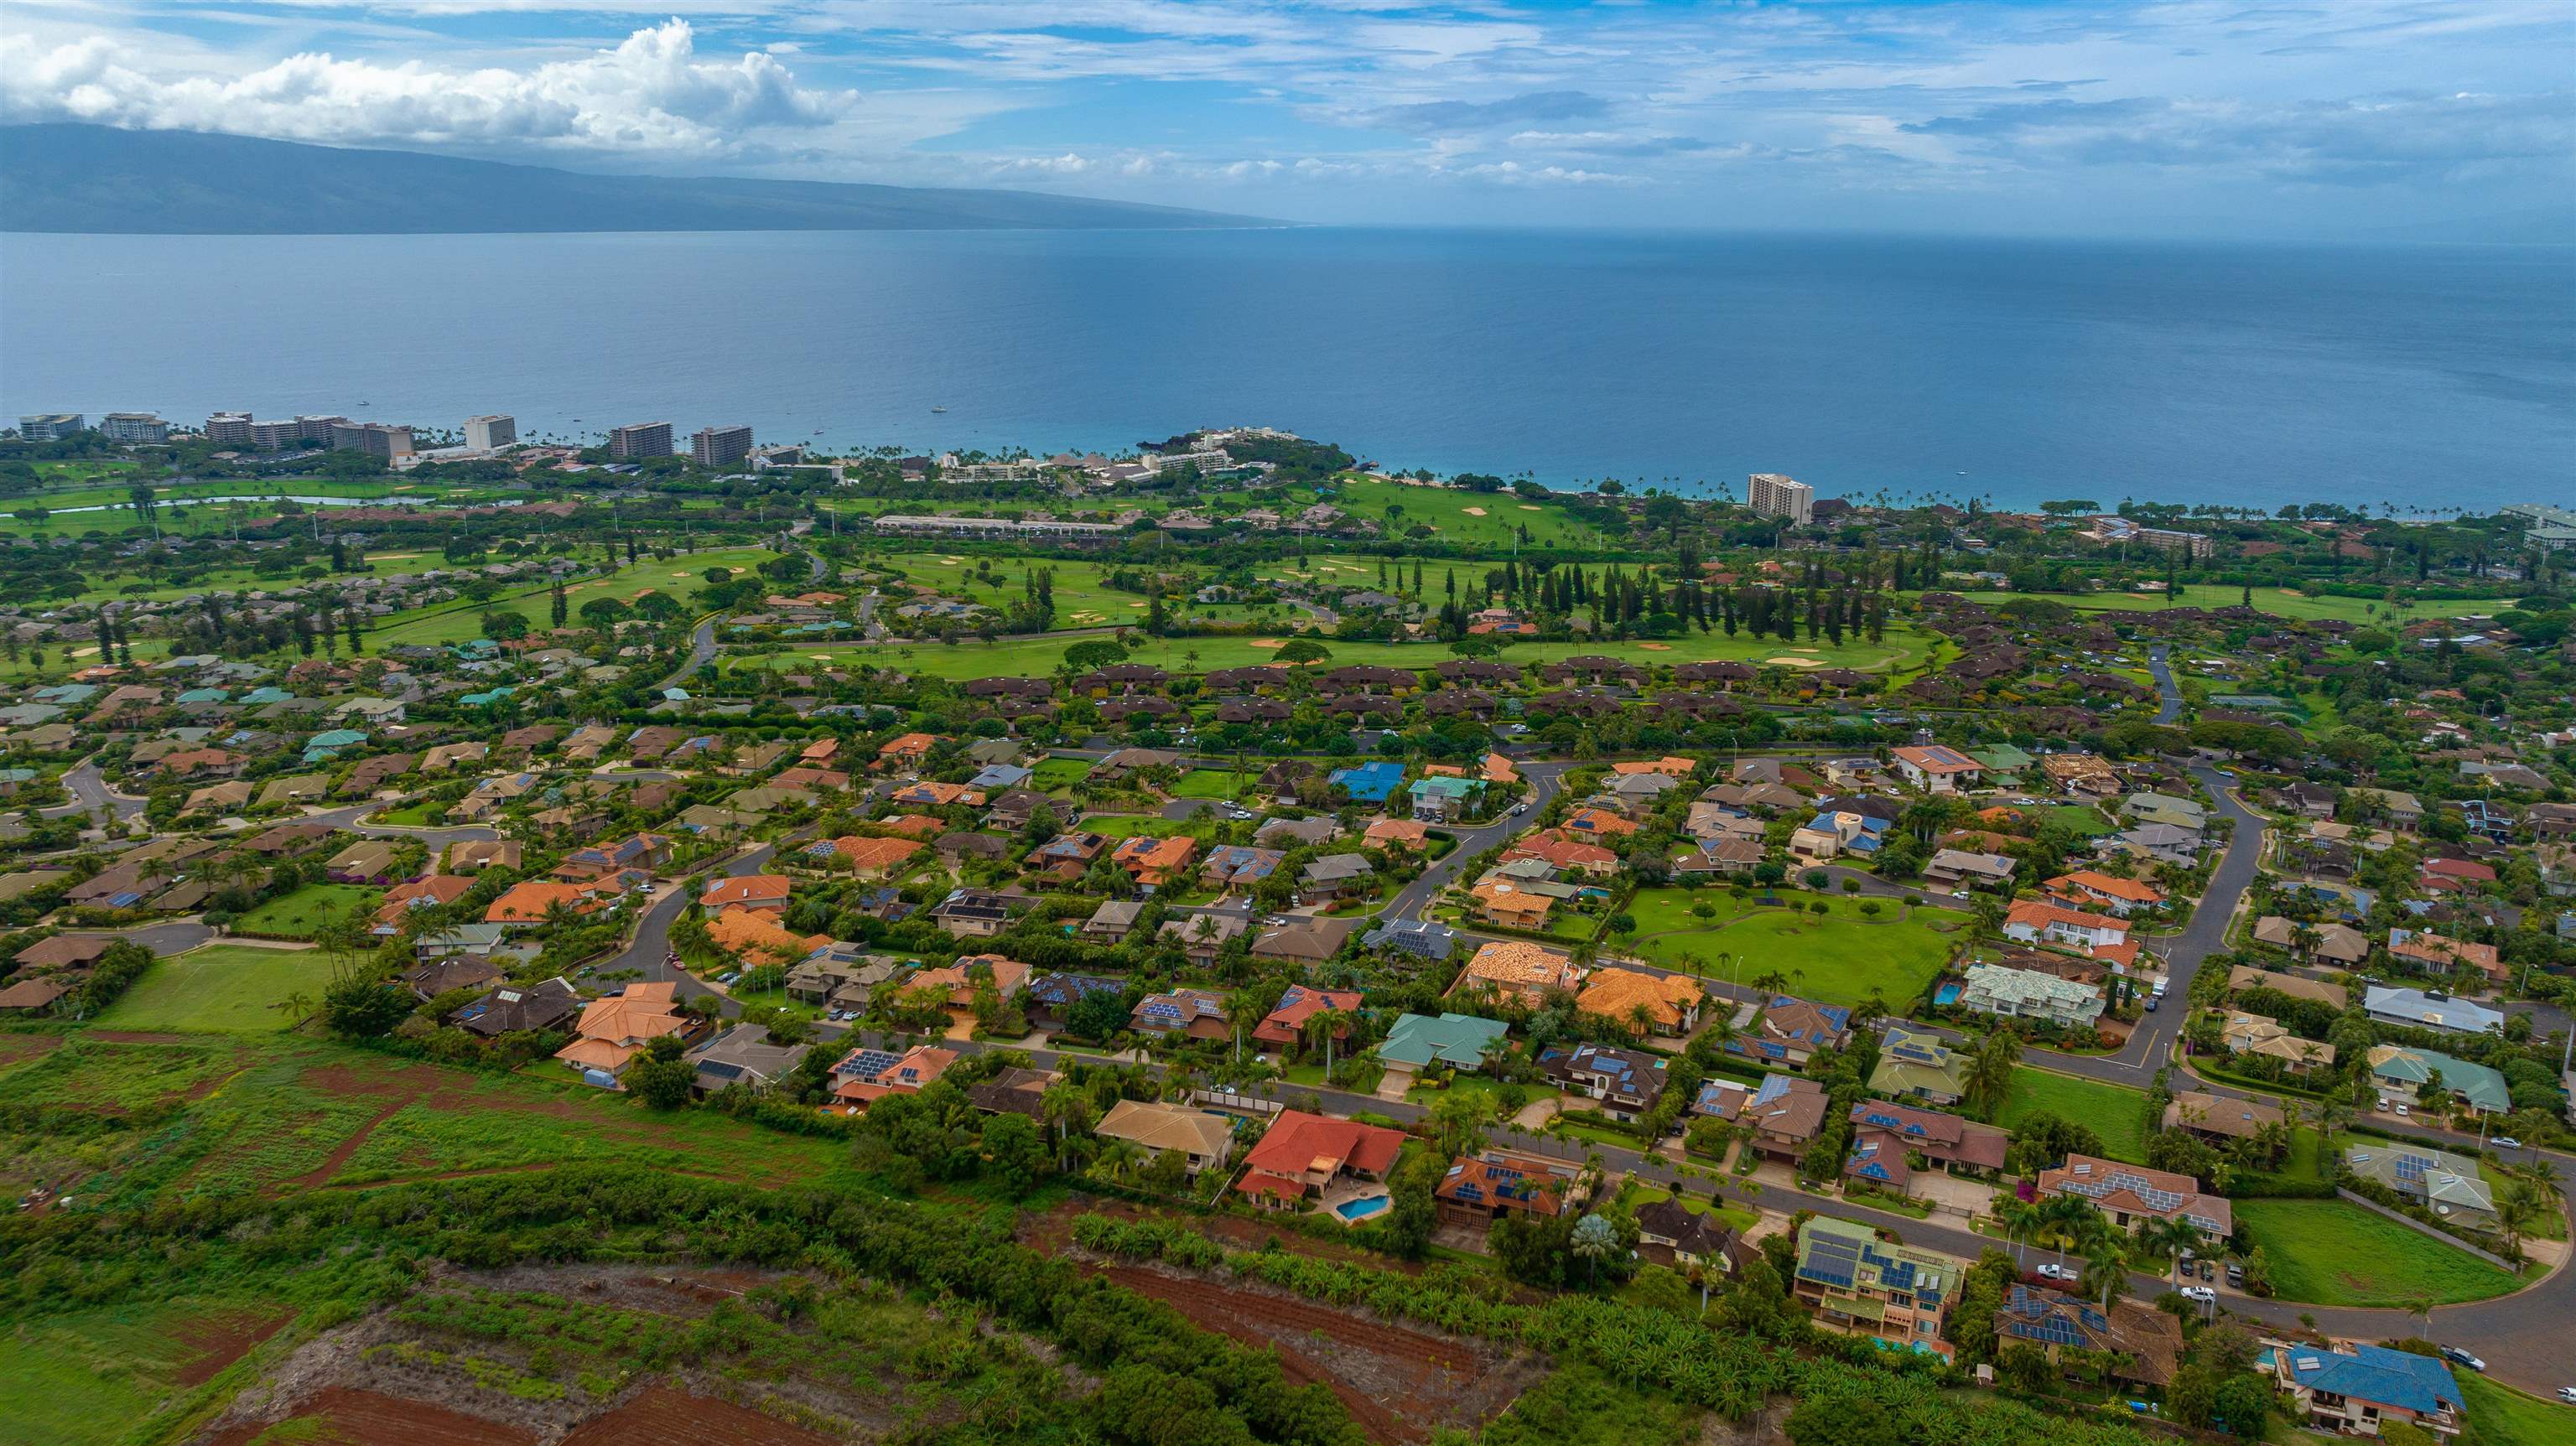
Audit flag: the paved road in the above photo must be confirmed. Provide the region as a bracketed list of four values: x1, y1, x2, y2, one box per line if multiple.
[589, 842, 780, 1020]
[43, 758, 147, 825]
[1380, 762, 1571, 922]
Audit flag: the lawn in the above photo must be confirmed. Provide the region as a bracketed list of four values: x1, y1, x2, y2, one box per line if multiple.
[1997, 1068, 2150, 1163]
[2457, 1376, 2576, 1446]
[88, 944, 340, 1033]
[2235, 1198, 2526, 1307]
[1622, 888, 1968, 1008]
[1028, 756, 1094, 791]
[1170, 768, 1253, 800]
[234, 883, 382, 940]
[2045, 805, 2116, 838]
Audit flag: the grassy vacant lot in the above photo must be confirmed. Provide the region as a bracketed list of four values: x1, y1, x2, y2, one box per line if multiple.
[1623, 889, 1967, 1008]
[0, 1293, 278, 1446]
[1170, 768, 1253, 800]
[734, 621, 1933, 684]
[1997, 1068, 2150, 1163]
[0, 1034, 857, 1208]
[88, 944, 340, 1033]
[1028, 756, 1093, 791]
[234, 883, 380, 940]
[2044, 804, 2117, 837]
[2236, 1198, 2524, 1307]
[1911, 586, 2510, 626]
[2458, 1376, 2576, 1446]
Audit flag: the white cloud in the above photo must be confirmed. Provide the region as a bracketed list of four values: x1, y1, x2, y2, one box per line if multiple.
[0, 20, 858, 160]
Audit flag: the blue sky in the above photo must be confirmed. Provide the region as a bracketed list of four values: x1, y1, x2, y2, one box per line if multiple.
[4, 0, 2569, 238]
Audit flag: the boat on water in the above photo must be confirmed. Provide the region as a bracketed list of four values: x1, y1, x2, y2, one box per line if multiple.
[931, 405, 948, 413]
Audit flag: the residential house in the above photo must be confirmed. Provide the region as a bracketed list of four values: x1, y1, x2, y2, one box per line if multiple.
[1573, 967, 1705, 1038]
[1236, 1110, 1406, 1210]
[1633, 1197, 1745, 1273]
[1156, 910, 1248, 966]
[2229, 964, 2351, 1008]
[2163, 1090, 2285, 1146]
[1995, 1288, 2183, 1390]
[1434, 1148, 1586, 1228]
[1252, 984, 1363, 1050]
[1467, 879, 1553, 931]
[452, 977, 579, 1037]
[485, 880, 610, 927]
[1843, 1101, 2008, 1192]
[2044, 871, 2165, 916]
[1456, 939, 1581, 1003]
[703, 875, 793, 913]
[446, 840, 522, 873]
[1296, 853, 1374, 905]
[1737, 1073, 1831, 1163]
[1248, 916, 1355, 966]
[1869, 1025, 1970, 1106]
[1377, 1012, 1510, 1075]
[1198, 843, 1286, 890]
[1080, 899, 1145, 943]
[1727, 995, 1851, 1070]
[824, 836, 926, 878]
[2363, 987, 2503, 1037]
[1363, 818, 1431, 852]
[1093, 1099, 1235, 1175]
[1956, 962, 2106, 1032]
[2366, 1044, 2511, 1114]
[554, 982, 695, 1085]
[2388, 930, 2506, 986]
[684, 1025, 811, 1097]
[1924, 849, 2017, 891]
[2003, 899, 2132, 956]
[2268, 1340, 2463, 1439]
[2218, 1012, 2336, 1075]
[829, 1044, 957, 1109]
[1023, 971, 1126, 1030]
[406, 953, 502, 1000]
[2124, 792, 2208, 832]
[2343, 1145, 2497, 1232]
[928, 888, 1023, 938]
[1539, 1042, 1670, 1122]
[1791, 1216, 1963, 1360]
[1112, 834, 1197, 889]
[2036, 1154, 2232, 1239]
[1890, 744, 1983, 794]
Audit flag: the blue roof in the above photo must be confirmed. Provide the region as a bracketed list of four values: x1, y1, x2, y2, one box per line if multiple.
[2283, 1343, 2460, 1417]
[1328, 760, 1407, 804]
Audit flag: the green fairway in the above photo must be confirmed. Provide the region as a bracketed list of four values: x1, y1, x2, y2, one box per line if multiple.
[0, 1294, 272, 1446]
[732, 619, 1934, 684]
[1909, 586, 2511, 625]
[1622, 889, 1967, 1008]
[89, 944, 338, 1032]
[370, 544, 776, 649]
[1997, 1067, 2150, 1163]
[234, 884, 382, 940]
[2236, 1198, 2525, 1307]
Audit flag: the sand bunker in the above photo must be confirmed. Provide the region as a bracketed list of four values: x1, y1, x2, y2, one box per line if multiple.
[1462, 506, 1488, 516]
[1638, 642, 1672, 650]
[1518, 505, 1542, 511]
[366, 553, 422, 561]
[1767, 656, 1827, 667]
[1126, 601, 1144, 609]
[1249, 639, 1286, 649]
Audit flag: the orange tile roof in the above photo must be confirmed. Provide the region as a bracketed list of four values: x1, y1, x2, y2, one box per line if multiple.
[1564, 807, 1638, 837]
[485, 881, 602, 923]
[1470, 881, 1554, 925]
[2046, 871, 2164, 904]
[1576, 967, 1706, 1029]
[1113, 834, 1197, 882]
[1364, 819, 1430, 848]
[703, 874, 792, 909]
[1481, 753, 1520, 784]
[707, 906, 832, 966]
[1462, 938, 1581, 993]
[832, 836, 925, 871]
[879, 814, 946, 838]
[879, 732, 939, 758]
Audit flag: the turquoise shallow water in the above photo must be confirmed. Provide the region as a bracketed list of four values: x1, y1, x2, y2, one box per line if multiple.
[5, 227, 2568, 511]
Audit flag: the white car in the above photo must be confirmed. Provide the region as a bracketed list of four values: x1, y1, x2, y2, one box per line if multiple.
[2558, 1387, 2576, 1405]
[2393, 1103, 2410, 1117]
[2179, 1286, 2217, 1304]
[2439, 1347, 2485, 1373]
[2492, 1137, 2521, 1151]
[2036, 1263, 2077, 1282]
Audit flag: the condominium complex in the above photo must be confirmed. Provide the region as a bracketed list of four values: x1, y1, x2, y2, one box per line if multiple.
[1747, 472, 1815, 525]
[463, 414, 518, 452]
[205, 411, 253, 444]
[692, 424, 755, 469]
[97, 412, 169, 443]
[17, 414, 83, 441]
[609, 422, 675, 460]
[330, 422, 415, 460]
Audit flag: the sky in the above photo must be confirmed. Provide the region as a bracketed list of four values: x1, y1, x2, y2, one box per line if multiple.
[2, 0, 2570, 239]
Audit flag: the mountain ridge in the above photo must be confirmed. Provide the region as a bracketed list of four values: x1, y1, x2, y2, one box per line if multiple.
[0, 124, 1270, 236]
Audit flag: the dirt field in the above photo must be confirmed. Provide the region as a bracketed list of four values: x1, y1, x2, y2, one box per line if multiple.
[204, 1388, 540, 1446]
[173, 1308, 293, 1388]
[1097, 1262, 1539, 1443]
[0, 1034, 66, 1066]
[1021, 1195, 1425, 1274]
[559, 1387, 840, 1446]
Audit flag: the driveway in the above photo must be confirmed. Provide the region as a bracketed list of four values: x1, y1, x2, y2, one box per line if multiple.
[1379, 761, 1571, 922]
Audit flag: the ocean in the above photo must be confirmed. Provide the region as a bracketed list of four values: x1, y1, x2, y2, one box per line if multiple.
[3, 227, 2568, 513]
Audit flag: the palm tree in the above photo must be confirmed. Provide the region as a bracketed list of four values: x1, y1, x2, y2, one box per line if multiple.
[1093, 1138, 1148, 1185]
[1751, 969, 1789, 997]
[1039, 1083, 1093, 1171]
[1995, 1197, 2041, 1268]
[2085, 1231, 2130, 1311]
[2401, 1296, 2434, 1343]
[2138, 1215, 2200, 1295]
[2496, 1179, 2544, 1262]
[1302, 1007, 1353, 1081]
[2037, 1195, 2097, 1274]
[1966, 1031, 2022, 1118]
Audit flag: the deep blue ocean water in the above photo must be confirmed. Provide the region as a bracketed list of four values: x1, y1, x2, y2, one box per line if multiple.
[3, 227, 2568, 512]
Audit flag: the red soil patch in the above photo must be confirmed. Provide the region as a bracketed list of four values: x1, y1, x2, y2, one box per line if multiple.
[1098, 1264, 1507, 1444]
[171, 1307, 293, 1387]
[558, 1386, 839, 1446]
[0, 1034, 66, 1066]
[1021, 1195, 1424, 1274]
[204, 1388, 538, 1446]
[289, 1096, 408, 1189]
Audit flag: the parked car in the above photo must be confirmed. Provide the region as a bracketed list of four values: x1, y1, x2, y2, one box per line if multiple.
[2143, 995, 2159, 1013]
[2493, 1137, 2521, 1151]
[2180, 1286, 2216, 1304]
[2393, 1102, 2410, 1117]
[2441, 1347, 2485, 1373]
[2036, 1263, 2077, 1282]
[2557, 1387, 2575, 1405]
[2221, 1262, 2240, 1286]
[2376, 1096, 2393, 1111]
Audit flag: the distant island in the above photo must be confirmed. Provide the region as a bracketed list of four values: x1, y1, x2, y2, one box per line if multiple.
[0, 124, 1270, 236]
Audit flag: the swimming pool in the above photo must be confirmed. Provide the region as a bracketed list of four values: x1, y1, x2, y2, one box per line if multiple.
[1332, 1195, 1392, 1221]
[1934, 982, 1963, 1006]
